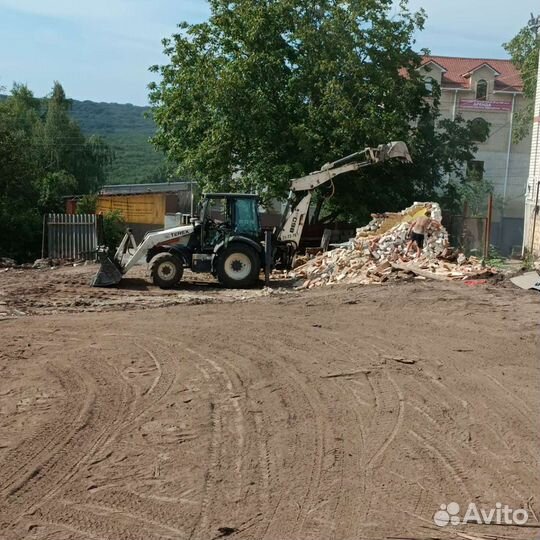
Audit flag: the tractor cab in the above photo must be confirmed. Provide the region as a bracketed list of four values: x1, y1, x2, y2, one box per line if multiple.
[199, 193, 261, 249]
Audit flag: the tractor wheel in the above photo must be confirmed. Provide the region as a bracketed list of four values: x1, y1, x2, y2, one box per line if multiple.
[150, 252, 184, 289]
[216, 243, 260, 288]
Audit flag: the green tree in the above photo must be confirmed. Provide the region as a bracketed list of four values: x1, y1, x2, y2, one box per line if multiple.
[37, 82, 113, 195]
[102, 210, 126, 252]
[320, 111, 490, 223]
[503, 22, 539, 142]
[0, 94, 42, 260]
[0, 82, 113, 261]
[36, 171, 77, 213]
[149, 0, 483, 220]
[150, 1, 428, 198]
[76, 193, 98, 214]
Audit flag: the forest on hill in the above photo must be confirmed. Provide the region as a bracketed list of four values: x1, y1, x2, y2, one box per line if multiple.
[0, 94, 166, 184]
[69, 100, 166, 184]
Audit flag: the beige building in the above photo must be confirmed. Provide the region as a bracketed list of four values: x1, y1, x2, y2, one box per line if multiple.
[419, 56, 531, 255]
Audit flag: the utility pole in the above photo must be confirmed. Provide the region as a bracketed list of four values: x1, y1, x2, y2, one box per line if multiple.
[524, 13, 540, 257]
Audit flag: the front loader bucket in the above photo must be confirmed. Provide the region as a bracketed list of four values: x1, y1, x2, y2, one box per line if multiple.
[91, 251, 123, 287]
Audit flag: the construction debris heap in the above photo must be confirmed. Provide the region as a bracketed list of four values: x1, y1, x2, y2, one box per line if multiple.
[291, 202, 497, 288]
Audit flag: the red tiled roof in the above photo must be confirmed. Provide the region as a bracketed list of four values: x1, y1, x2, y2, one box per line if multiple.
[422, 55, 523, 92]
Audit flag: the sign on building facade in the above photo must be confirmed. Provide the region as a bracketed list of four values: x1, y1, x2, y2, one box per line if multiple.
[459, 100, 512, 112]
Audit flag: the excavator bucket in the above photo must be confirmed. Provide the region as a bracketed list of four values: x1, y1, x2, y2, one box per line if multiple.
[381, 141, 412, 163]
[91, 249, 123, 287]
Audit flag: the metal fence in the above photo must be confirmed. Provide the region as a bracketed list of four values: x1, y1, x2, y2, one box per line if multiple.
[46, 213, 98, 260]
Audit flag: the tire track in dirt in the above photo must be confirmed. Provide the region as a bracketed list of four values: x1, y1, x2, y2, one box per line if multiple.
[187, 346, 260, 540]
[409, 429, 472, 501]
[142, 336, 250, 540]
[357, 369, 405, 534]
[0, 364, 98, 527]
[331, 378, 368, 540]
[281, 360, 326, 539]
[366, 330, 532, 513]
[3, 338, 180, 534]
[224, 316, 382, 539]
[184, 332, 325, 540]
[252, 411, 271, 513]
[364, 371, 404, 468]
[249, 327, 338, 539]
[202, 356, 246, 502]
[409, 355, 535, 503]
[409, 398, 526, 503]
[232, 328, 357, 540]
[393, 366, 476, 511]
[64, 489, 189, 538]
[218, 342, 287, 540]
[0, 364, 86, 495]
[1, 356, 132, 537]
[191, 399, 223, 539]
[65, 336, 194, 538]
[33, 500, 166, 540]
[273, 322, 407, 539]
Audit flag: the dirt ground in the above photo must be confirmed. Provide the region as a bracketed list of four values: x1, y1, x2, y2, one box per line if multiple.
[0, 264, 292, 318]
[0, 265, 539, 540]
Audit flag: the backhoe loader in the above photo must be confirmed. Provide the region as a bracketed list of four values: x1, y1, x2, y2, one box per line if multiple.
[91, 141, 411, 289]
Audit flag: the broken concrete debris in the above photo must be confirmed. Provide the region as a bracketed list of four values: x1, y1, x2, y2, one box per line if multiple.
[291, 202, 498, 288]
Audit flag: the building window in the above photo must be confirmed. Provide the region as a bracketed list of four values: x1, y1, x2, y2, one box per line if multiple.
[467, 160, 484, 181]
[476, 79, 488, 101]
[424, 77, 436, 96]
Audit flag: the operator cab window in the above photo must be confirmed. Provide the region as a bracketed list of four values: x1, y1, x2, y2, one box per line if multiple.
[232, 198, 260, 238]
[207, 198, 228, 223]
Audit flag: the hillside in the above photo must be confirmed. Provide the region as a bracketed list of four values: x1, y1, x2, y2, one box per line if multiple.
[1, 94, 166, 184]
[69, 100, 166, 184]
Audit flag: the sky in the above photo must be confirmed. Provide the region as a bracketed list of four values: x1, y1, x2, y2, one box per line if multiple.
[0, 0, 537, 106]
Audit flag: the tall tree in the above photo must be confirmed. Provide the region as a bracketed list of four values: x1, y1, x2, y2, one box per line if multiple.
[36, 81, 112, 194]
[0, 89, 42, 260]
[149, 0, 484, 220]
[0, 82, 112, 261]
[504, 22, 539, 142]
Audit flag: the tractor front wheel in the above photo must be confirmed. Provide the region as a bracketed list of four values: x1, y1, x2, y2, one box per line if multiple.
[216, 243, 260, 288]
[150, 252, 184, 289]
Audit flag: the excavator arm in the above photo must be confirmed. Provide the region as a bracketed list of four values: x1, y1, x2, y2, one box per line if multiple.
[275, 141, 411, 247]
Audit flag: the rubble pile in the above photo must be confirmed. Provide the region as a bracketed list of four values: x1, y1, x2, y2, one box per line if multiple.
[291, 202, 498, 288]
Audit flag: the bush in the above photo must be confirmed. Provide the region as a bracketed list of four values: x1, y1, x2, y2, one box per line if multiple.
[101, 210, 126, 252]
[77, 193, 98, 214]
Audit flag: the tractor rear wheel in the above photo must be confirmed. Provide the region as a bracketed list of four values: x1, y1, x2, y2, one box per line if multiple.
[150, 252, 184, 289]
[216, 243, 260, 288]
